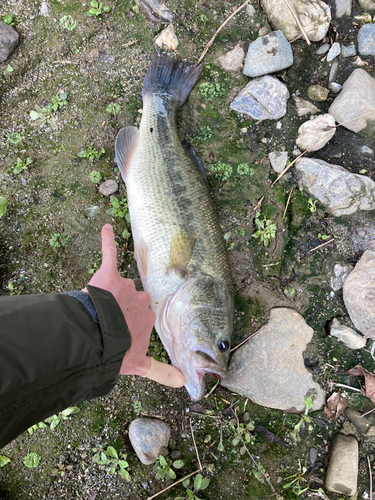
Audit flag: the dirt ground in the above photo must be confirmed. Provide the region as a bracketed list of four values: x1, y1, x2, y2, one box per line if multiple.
[1, 0, 375, 499]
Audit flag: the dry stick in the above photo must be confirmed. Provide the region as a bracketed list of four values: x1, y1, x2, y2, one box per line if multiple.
[146, 469, 201, 500]
[242, 440, 275, 492]
[204, 379, 220, 398]
[305, 237, 334, 255]
[368, 455, 373, 500]
[282, 0, 311, 45]
[123, 39, 138, 47]
[361, 408, 375, 418]
[190, 417, 203, 471]
[196, 0, 251, 65]
[332, 382, 362, 393]
[230, 325, 266, 353]
[283, 188, 294, 219]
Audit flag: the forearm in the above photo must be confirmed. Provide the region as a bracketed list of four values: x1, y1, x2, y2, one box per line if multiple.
[0, 285, 130, 449]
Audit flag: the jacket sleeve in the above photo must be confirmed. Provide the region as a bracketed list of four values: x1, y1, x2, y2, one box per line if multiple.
[0, 285, 131, 449]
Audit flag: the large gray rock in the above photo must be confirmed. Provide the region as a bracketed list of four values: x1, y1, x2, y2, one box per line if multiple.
[296, 158, 375, 216]
[0, 21, 19, 63]
[243, 31, 293, 77]
[358, 0, 375, 11]
[295, 114, 336, 152]
[329, 69, 375, 133]
[222, 308, 326, 412]
[358, 24, 375, 56]
[343, 250, 375, 340]
[128, 418, 171, 465]
[325, 434, 358, 496]
[260, 0, 331, 42]
[230, 76, 289, 120]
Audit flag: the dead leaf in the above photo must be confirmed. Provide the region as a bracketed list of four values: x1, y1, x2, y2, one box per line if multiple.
[348, 365, 375, 405]
[324, 391, 348, 420]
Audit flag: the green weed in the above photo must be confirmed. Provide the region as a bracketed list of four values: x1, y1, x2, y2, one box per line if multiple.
[0, 197, 8, 217]
[237, 163, 254, 176]
[88, 250, 102, 274]
[49, 233, 68, 248]
[175, 473, 211, 500]
[89, 170, 103, 183]
[23, 453, 41, 468]
[30, 93, 68, 130]
[8, 157, 33, 175]
[92, 445, 131, 480]
[78, 143, 105, 161]
[307, 198, 317, 213]
[106, 195, 129, 220]
[155, 454, 184, 481]
[60, 15, 76, 31]
[3, 14, 14, 25]
[0, 456, 11, 467]
[199, 82, 226, 101]
[106, 103, 121, 115]
[86, 1, 111, 18]
[7, 132, 21, 144]
[252, 212, 277, 247]
[133, 401, 142, 415]
[211, 161, 232, 181]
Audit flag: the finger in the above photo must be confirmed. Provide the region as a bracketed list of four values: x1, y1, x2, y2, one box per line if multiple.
[100, 224, 117, 273]
[141, 357, 186, 388]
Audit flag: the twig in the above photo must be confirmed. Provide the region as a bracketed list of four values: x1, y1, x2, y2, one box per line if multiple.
[241, 439, 275, 492]
[282, 0, 311, 45]
[190, 417, 202, 471]
[123, 39, 138, 47]
[368, 455, 373, 500]
[361, 408, 375, 418]
[204, 379, 220, 398]
[283, 188, 294, 219]
[196, 0, 251, 65]
[305, 237, 334, 255]
[230, 326, 266, 353]
[53, 60, 78, 65]
[261, 261, 280, 267]
[331, 382, 362, 393]
[146, 469, 200, 500]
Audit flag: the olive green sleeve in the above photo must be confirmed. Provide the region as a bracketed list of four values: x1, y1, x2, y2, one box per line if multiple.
[0, 285, 131, 449]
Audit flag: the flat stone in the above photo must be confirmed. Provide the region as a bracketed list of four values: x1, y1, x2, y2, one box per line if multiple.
[351, 215, 375, 254]
[335, 0, 351, 17]
[325, 434, 358, 496]
[295, 114, 336, 152]
[98, 179, 118, 196]
[330, 319, 367, 350]
[358, 0, 375, 11]
[341, 44, 356, 57]
[0, 21, 19, 63]
[343, 250, 375, 340]
[260, 0, 331, 42]
[358, 24, 375, 56]
[293, 96, 320, 116]
[221, 308, 326, 413]
[327, 42, 341, 62]
[246, 4, 256, 18]
[330, 263, 353, 291]
[361, 146, 374, 155]
[230, 75, 289, 121]
[128, 418, 171, 465]
[218, 43, 245, 72]
[243, 30, 293, 77]
[316, 43, 330, 54]
[329, 69, 375, 133]
[329, 59, 339, 83]
[268, 151, 289, 173]
[296, 158, 375, 216]
[307, 85, 329, 101]
[345, 407, 375, 435]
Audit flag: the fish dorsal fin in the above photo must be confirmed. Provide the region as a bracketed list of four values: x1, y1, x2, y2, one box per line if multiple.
[115, 126, 139, 180]
[169, 232, 196, 275]
[183, 141, 209, 187]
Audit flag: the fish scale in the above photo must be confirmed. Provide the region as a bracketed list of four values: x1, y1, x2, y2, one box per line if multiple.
[115, 54, 234, 400]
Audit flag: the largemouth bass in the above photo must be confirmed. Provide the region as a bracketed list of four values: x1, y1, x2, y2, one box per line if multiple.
[115, 54, 234, 400]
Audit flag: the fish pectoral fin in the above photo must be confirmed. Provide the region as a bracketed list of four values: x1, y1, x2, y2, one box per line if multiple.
[115, 126, 139, 180]
[169, 232, 196, 275]
[136, 237, 149, 278]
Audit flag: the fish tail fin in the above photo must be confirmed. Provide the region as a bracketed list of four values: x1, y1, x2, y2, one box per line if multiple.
[143, 53, 203, 108]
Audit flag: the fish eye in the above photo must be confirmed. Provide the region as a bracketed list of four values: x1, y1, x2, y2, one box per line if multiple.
[218, 339, 230, 352]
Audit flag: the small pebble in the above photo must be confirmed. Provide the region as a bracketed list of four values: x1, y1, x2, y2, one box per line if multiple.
[316, 43, 330, 55]
[361, 146, 374, 155]
[328, 82, 342, 93]
[327, 42, 341, 62]
[341, 44, 356, 57]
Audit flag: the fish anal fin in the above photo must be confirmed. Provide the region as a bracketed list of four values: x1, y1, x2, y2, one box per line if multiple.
[169, 232, 196, 275]
[115, 126, 139, 180]
[135, 237, 149, 278]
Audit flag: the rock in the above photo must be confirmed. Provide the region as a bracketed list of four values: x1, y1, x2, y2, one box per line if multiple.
[361, 146, 374, 155]
[128, 418, 171, 465]
[295, 114, 336, 152]
[98, 179, 118, 196]
[230, 75, 289, 120]
[39, 2, 50, 16]
[330, 263, 353, 291]
[268, 151, 289, 173]
[328, 82, 342, 93]
[218, 43, 245, 72]
[0, 21, 19, 63]
[334, 0, 351, 17]
[352, 218, 375, 254]
[355, 12, 373, 23]
[293, 96, 320, 116]
[296, 158, 375, 216]
[260, 0, 331, 42]
[307, 85, 329, 101]
[155, 24, 178, 51]
[358, 24, 375, 56]
[354, 56, 368, 67]
[243, 31, 293, 77]
[329, 69, 375, 133]
[343, 250, 375, 340]
[329, 59, 339, 83]
[316, 43, 330, 54]
[341, 44, 356, 57]
[330, 319, 367, 350]
[327, 42, 341, 62]
[325, 434, 358, 496]
[221, 308, 326, 413]
[358, 0, 375, 11]
[345, 408, 375, 436]
[258, 26, 269, 37]
[246, 4, 256, 18]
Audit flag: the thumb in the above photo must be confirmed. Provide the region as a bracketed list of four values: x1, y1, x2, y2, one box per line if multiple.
[139, 357, 186, 388]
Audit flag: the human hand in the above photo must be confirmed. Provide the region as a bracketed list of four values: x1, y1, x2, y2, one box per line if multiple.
[86, 224, 185, 389]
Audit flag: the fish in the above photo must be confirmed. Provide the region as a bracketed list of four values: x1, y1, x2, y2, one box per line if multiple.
[115, 53, 234, 400]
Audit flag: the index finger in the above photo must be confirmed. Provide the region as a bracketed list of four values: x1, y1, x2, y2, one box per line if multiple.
[100, 224, 118, 273]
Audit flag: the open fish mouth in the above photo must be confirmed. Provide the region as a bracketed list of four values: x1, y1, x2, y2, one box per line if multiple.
[191, 350, 226, 379]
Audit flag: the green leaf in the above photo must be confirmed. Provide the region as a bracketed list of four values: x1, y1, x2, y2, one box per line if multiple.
[6, 65, 13, 72]
[194, 474, 202, 490]
[118, 459, 128, 468]
[91, 0, 98, 6]
[158, 455, 167, 467]
[0, 197, 8, 217]
[23, 453, 41, 468]
[103, 6, 111, 11]
[172, 459, 184, 469]
[119, 468, 130, 481]
[0, 455, 11, 467]
[50, 416, 61, 429]
[107, 446, 118, 459]
[61, 406, 80, 417]
[232, 438, 240, 446]
[200, 478, 210, 490]
[168, 469, 176, 480]
[182, 478, 190, 488]
[359, 169, 366, 174]
[8, 132, 21, 144]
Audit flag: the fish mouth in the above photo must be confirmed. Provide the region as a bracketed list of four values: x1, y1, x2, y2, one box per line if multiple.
[191, 350, 226, 379]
